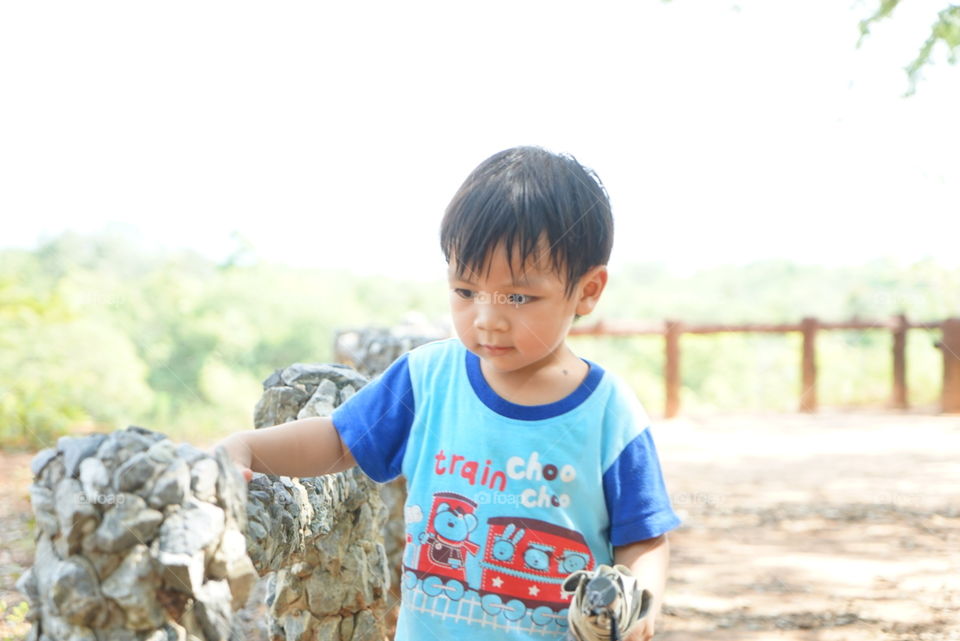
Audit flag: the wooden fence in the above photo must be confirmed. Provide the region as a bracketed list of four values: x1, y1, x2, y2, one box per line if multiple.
[569, 315, 960, 417]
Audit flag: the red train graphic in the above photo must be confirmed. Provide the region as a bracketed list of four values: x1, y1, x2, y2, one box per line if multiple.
[477, 516, 593, 623]
[402, 493, 594, 626]
[403, 492, 479, 601]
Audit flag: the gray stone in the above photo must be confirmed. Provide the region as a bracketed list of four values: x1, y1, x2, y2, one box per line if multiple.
[49, 556, 104, 627]
[19, 352, 403, 641]
[40, 454, 67, 488]
[30, 485, 59, 537]
[100, 544, 165, 631]
[125, 425, 166, 443]
[146, 439, 177, 465]
[213, 446, 247, 531]
[189, 457, 218, 503]
[174, 442, 207, 465]
[352, 609, 381, 641]
[153, 547, 204, 597]
[94, 627, 145, 641]
[58, 434, 108, 478]
[79, 458, 111, 506]
[338, 385, 357, 405]
[94, 494, 163, 553]
[261, 368, 283, 389]
[55, 479, 99, 555]
[31, 448, 59, 478]
[114, 452, 162, 494]
[148, 459, 189, 510]
[158, 621, 190, 641]
[155, 498, 225, 594]
[252, 386, 308, 429]
[162, 500, 225, 556]
[31, 535, 59, 609]
[280, 362, 368, 391]
[96, 431, 154, 476]
[37, 614, 77, 641]
[338, 613, 354, 641]
[208, 528, 257, 609]
[16, 567, 38, 608]
[193, 580, 232, 641]
[297, 379, 338, 420]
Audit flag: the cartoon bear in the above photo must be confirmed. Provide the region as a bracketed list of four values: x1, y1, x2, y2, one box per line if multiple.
[420, 502, 479, 569]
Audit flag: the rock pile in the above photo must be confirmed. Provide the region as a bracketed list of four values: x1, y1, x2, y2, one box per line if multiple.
[19, 427, 255, 640]
[250, 362, 389, 641]
[331, 327, 446, 632]
[19, 361, 390, 641]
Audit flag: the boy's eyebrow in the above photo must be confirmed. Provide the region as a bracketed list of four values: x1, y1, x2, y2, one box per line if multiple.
[450, 274, 544, 287]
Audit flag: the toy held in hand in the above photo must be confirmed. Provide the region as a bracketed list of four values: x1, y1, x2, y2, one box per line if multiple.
[562, 564, 652, 641]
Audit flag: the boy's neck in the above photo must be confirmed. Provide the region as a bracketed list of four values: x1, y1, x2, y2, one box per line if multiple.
[478, 342, 589, 406]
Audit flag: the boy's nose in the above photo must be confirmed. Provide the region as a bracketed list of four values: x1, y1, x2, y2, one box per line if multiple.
[473, 299, 508, 333]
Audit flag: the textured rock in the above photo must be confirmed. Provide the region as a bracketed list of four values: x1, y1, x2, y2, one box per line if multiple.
[54, 479, 99, 556]
[297, 378, 338, 420]
[78, 457, 111, 506]
[49, 556, 104, 627]
[252, 386, 309, 430]
[93, 494, 163, 553]
[58, 434, 108, 478]
[332, 324, 444, 377]
[30, 485, 59, 537]
[100, 545, 165, 630]
[114, 451, 163, 494]
[192, 580, 232, 641]
[189, 458, 219, 503]
[148, 459, 190, 509]
[332, 327, 446, 632]
[30, 448, 58, 477]
[21, 353, 400, 641]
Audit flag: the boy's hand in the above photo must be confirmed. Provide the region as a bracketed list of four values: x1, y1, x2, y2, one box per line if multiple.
[210, 433, 254, 483]
[624, 616, 655, 641]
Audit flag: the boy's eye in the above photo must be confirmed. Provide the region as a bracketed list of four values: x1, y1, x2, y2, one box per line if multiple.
[453, 288, 474, 300]
[507, 293, 532, 305]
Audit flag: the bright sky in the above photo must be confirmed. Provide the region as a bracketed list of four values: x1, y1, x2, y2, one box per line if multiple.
[1, 1, 957, 279]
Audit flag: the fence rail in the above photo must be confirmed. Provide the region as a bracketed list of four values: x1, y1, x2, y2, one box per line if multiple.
[569, 315, 960, 417]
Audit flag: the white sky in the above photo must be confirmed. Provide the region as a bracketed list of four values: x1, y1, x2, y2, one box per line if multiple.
[1, 0, 958, 280]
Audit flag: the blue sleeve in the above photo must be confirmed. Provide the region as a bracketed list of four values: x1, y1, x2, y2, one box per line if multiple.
[331, 353, 415, 483]
[602, 429, 682, 546]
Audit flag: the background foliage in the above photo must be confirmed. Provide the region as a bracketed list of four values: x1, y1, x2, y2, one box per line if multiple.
[1, 231, 957, 449]
[859, 0, 960, 93]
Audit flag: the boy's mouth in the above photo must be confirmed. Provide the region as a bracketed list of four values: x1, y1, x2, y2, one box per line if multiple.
[480, 344, 513, 355]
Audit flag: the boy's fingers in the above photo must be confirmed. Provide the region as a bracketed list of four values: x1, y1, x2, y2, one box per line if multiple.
[241, 467, 253, 482]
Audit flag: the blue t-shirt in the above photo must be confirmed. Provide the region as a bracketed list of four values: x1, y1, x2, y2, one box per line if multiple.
[333, 338, 680, 641]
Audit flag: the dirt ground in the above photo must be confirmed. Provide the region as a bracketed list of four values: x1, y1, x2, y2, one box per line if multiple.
[653, 410, 960, 641]
[1, 410, 958, 640]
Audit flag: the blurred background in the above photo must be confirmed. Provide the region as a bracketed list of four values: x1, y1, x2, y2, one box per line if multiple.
[1, 0, 959, 448]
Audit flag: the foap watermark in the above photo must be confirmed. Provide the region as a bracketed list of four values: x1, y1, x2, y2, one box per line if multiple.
[464, 290, 532, 308]
[474, 492, 524, 507]
[671, 491, 725, 507]
[871, 492, 924, 508]
[78, 493, 125, 506]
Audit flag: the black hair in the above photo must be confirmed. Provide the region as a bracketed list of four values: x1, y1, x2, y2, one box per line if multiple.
[440, 146, 613, 299]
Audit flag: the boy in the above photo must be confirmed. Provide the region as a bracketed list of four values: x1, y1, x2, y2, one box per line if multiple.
[217, 146, 680, 641]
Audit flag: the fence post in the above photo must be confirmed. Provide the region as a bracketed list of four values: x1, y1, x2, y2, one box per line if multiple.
[892, 314, 908, 409]
[665, 320, 682, 418]
[942, 317, 960, 413]
[800, 317, 818, 413]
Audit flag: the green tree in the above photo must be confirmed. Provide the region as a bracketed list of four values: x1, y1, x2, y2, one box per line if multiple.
[860, 1, 960, 93]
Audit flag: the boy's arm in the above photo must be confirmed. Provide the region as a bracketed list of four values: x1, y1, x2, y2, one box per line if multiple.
[613, 533, 671, 641]
[216, 416, 356, 480]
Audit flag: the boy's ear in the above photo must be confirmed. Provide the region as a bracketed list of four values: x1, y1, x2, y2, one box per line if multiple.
[574, 265, 608, 317]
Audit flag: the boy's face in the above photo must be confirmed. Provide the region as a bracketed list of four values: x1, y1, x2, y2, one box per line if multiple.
[447, 240, 606, 379]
